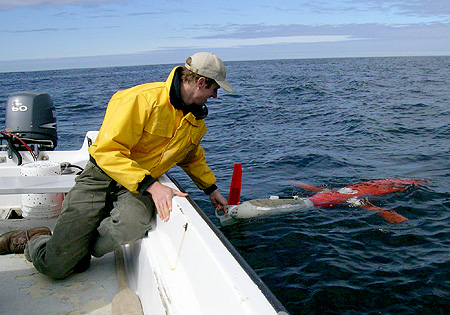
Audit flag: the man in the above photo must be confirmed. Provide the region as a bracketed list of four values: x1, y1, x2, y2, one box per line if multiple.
[0, 52, 232, 279]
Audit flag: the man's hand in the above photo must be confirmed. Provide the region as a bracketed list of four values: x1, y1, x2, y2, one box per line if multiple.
[209, 189, 228, 214]
[147, 181, 188, 222]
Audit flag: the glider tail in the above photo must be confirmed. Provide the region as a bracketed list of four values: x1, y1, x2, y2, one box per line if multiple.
[216, 163, 242, 227]
[228, 163, 242, 205]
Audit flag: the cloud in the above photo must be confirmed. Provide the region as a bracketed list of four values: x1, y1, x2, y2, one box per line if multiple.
[159, 35, 357, 51]
[2, 25, 118, 34]
[0, 0, 116, 10]
[342, 0, 450, 17]
[192, 21, 450, 42]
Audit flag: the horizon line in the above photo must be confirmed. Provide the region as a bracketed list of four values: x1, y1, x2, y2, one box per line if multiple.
[1, 53, 449, 74]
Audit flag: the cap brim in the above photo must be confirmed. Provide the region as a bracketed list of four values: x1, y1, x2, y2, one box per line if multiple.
[217, 80, 233, 92]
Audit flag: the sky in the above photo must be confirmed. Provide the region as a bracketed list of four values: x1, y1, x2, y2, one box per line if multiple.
[0, 0, 449, 72]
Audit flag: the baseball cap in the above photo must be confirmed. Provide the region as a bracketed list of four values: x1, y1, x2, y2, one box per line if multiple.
[185, 52, 233, 92]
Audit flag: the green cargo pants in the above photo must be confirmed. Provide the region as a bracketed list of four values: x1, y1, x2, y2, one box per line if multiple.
[24, 161, 155, 279]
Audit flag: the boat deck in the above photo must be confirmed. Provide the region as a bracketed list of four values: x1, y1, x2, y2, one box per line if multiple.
[0, 218, 118, 315]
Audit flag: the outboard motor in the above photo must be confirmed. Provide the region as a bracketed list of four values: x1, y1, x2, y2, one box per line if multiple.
[2, 91, 58, 164]
[5, 91, 57, 148]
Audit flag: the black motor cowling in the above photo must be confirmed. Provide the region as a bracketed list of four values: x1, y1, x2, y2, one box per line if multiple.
[5, 91, 57, 150]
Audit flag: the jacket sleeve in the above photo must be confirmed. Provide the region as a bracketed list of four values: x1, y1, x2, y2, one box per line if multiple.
[177, 143, 217, 191]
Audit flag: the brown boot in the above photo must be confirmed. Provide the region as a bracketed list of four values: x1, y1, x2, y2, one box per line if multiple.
[0, 227, 52, 255]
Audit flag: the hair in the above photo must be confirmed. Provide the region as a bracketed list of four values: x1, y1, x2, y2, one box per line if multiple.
[182, 57, 216, 88]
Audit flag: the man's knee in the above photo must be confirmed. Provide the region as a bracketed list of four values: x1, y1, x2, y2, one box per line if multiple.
[112, 193, 155, 238]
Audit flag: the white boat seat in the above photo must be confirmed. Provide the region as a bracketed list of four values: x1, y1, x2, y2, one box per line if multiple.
[0, 175, 77, 195]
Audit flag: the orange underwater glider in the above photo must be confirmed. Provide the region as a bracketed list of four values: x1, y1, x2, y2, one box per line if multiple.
[217, 164, 429, 226]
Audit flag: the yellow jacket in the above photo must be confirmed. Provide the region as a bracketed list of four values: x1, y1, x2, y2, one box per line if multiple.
[88, 67, 216, 193]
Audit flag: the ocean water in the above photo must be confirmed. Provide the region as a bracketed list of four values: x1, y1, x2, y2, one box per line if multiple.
[1, 56, 450, 314]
